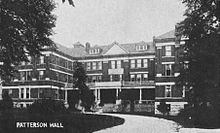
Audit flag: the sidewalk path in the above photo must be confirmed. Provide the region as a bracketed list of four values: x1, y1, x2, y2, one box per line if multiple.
[93, 113, 220, 133]
[94, 113, 179, 133]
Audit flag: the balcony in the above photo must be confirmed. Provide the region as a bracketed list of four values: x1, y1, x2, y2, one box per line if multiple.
[86, 80, 155, 89]
[122, 81, 155, 87]
[108, 68, 124, 75]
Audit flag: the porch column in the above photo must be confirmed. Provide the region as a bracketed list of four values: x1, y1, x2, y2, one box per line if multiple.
[19, 88, 21, 99]
[65, 89, 68, 102]
[116, 88, 119, 100]
[139, 88, 142, 103]
[94, 89, 98, 101]
[24, 88, 26, 99]
[97, 89, 100, 101]
[119, 75, 122, 81]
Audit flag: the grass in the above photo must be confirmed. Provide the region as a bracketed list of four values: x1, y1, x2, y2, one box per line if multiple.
[0, 109, 125, 133]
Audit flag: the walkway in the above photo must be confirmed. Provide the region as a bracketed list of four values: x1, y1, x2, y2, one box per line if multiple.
[94, 113, 220, 133]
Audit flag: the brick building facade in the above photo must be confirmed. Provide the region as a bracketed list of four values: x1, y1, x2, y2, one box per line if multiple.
[1, 29, 187, 114]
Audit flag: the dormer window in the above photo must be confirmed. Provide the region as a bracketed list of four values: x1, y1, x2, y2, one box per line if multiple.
[89, 48, 100, 54]
[136, 45, 148, 51]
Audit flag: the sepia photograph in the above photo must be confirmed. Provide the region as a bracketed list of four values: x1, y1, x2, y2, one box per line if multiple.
[0, 0, 220, 132]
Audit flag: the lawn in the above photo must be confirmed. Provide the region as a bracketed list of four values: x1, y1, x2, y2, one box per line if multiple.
[0, 109, 125, 133]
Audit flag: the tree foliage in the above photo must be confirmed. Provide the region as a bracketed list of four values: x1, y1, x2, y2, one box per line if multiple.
[177, 0, 220, 127]
[0, 0, 56, 80]
[70, 61, 95, 111]
[0, 91, 13, 111]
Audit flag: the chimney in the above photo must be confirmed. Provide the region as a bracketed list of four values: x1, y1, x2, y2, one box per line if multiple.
[85, 42, 91, 52]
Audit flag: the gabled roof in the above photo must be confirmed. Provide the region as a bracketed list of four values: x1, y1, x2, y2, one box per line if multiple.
[54, 41, 155, 58]
[155, 30, 175, 39]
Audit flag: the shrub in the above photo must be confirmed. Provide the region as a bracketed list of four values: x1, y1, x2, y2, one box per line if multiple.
[178, 103, 220, 128]
[157, 101, 170, 115]
[0, 91, 13, 111]
[28, 99, 67, 115]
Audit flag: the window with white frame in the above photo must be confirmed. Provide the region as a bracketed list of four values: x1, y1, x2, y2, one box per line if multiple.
[143, 59, 148, 68]
[97, 61, 102, 69]
[92, 62, 96, 70]
[89, 49, 100, 54]
[165, 46, 172, 56]
[39, 70, 44, 80]
[137, 59, 142, 68]
[21, 88, 24, 99]
[130, 74, 135, 81]
[117, 60, 121, 68]
[130, 60, 135, 68]
[137, 74, 142, 81]
[143, 73, 148, 81]
[40, 56, 44, 64]
[87, 62, 91, 70]
[165, 85, 172, 97]
[165, 64, 172, 76]
[111, 61, 115, 69]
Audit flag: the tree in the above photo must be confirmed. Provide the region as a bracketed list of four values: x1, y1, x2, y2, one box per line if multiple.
[0, 91, 13, 111]
[177, 0, 220, 127]
[70, 61, 95, 111]
[0, 0, 56, 81]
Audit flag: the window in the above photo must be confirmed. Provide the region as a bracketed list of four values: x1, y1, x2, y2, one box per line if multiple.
[130, 75, 135, 81]
[165, 64, 172, 76]
[21, 88, 24, 99]
[40, 56, 44, 64]
[165, 86, 172, 97]
[92, 62, 96, 70]
[165, 46, 172, 56]
[97, 76, 102, 82]
[27, 71, 32, 80]
[136, 45, 147, 51]
[39, 71, 44, 80]
[68, 61, 72, 70]
[143, 74, 148, 81]
[97, 62, 102, 69]
[137, 59, 142, 68]
[20, 72, 25, 80]
[87, 62, 91, 70]
[92, 76, 96, 82]
[26, 88, 30, 99]
[20, 71, 32, 81]
[130, 60, 135, 68]
[137, 74, 141, 81]
[143, 59, 148, 68]
[117, 60, 121, 68]
[89, 49, 100, 54]
[111, 61, 115, 69]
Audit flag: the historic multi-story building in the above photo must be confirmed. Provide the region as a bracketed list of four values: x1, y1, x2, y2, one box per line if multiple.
[1, 29, 187, 114]
[153, 30, 187, 115]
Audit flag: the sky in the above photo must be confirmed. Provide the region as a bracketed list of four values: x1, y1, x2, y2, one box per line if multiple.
[52, 0, 186, 48]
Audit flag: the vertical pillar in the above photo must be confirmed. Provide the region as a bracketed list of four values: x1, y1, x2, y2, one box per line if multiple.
[94, 89, 98, 101]
[98, 89, 101, 101]
[19, 88, 21, 99]
[139, 88, 142, 103]
[116, 88, 119, 100]
[119, 75, 122, 81]
[0, 76, 2, 100]
[182, 86, 185, 98]
[65, 89, 68, 102]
